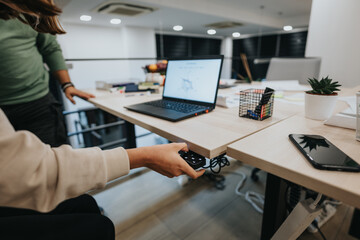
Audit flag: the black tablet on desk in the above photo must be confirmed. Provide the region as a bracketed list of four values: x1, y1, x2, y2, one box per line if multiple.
[289, 134, 360, 172]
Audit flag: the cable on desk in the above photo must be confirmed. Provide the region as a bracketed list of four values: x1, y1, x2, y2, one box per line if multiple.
[203, 154, 230, 174]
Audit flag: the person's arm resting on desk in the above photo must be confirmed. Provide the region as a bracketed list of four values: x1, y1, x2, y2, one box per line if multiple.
[0, 110, 203, 213]
[36, 33, 95, 104]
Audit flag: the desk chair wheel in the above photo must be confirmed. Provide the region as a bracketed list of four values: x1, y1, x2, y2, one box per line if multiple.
[251, 168, 261, 182]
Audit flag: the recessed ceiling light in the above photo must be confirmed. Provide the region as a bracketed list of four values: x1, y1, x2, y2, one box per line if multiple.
[283, 25, 293, 31]
[80, 15, 92, 22]
[110, 18, 121, 24]
[232, 32, 241, 38]
[173, 25, 183, 31]
[207, 29, 216, 35]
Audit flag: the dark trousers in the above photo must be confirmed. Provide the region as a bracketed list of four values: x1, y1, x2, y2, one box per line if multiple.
[1, 92, 68, 147]
[0, 195, 115, 240]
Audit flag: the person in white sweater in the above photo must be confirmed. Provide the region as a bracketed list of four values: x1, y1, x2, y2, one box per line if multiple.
[0, 109, 204, 212]
[0, 1, 205, 239]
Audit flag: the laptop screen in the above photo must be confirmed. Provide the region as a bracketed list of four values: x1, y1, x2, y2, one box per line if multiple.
[163, 58, 222, 104]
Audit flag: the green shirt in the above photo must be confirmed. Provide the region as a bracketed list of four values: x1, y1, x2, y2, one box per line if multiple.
[0, 18, 67, 105]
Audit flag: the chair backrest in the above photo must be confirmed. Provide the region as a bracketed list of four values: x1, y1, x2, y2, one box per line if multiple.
[266, 57, 321, 85]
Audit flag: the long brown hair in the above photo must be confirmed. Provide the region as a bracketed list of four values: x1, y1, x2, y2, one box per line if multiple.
[0, 0, 65, 34]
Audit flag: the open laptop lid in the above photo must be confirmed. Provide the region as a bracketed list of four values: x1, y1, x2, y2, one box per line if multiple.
[162, 55, 224, 108]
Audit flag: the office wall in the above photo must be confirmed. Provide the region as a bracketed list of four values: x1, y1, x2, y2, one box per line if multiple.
[57, 23, 157, 107]
[56, 23, 157, 146]
[57, 24, 156, 87]
[306, 0, 360, 87]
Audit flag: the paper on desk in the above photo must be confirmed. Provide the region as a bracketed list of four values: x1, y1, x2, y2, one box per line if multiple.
[338, 96, 357, 116]
[231, 80, 310, 92]
[275, 92, 305, 106]
[217, 94, 239, 108]
[324, 113, 356, 130]
[231, 83, 253, 91]
[261, 80, 311, 91]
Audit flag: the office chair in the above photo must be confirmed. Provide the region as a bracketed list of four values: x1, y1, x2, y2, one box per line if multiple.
[266, 57, 321, 84]
[251, 57, 321, 181]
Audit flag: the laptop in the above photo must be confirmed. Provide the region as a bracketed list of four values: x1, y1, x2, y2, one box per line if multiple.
[124, 56, 223, 122]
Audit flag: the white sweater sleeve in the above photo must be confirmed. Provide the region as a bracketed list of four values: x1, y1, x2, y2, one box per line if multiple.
[0, 109, 129, 212]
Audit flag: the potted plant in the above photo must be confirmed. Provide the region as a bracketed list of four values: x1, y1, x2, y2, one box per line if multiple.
[305, 76, 341, 120]
[143, 60, 167, 85]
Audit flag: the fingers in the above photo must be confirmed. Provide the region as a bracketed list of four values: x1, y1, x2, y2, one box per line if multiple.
[194, 169, 206, 178]
[66, 93, 76, 104]
[65, 89, 95, 105]
[174, 142, 189, 152]
[75, 91, 93, 100]
[78, 91, 95, 99]
[88, 93, 96, 98]
[171, 143, 204, 179]
[67, 88, 95, 100]
[180, 160, 205, 179]
[183, 168, 205, 179]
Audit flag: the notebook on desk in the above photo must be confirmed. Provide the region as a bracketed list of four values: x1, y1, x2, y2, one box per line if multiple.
[124, 56, 223, 121]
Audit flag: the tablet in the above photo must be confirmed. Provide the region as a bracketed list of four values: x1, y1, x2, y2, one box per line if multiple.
[289, 134, 360, 172]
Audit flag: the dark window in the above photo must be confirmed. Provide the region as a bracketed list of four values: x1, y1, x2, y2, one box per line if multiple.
[279, 31, 308, 57]
[232, 31, 308, 80]
[259, 35, 278, 58]
[233, 37, 259, 58]
[156, 35, 189, 58]
[156, 34, 221, 58]
[191, 37, 221, 56]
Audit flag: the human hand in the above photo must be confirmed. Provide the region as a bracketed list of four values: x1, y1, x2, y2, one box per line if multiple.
[127, 143, 205, 179]
[64, 87, 95, 104]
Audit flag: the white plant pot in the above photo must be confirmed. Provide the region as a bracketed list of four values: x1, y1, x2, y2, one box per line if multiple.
[305, 93, 338, 120]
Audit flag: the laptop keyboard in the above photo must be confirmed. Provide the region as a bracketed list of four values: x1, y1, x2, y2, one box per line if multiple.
[144, 100, 207, 113]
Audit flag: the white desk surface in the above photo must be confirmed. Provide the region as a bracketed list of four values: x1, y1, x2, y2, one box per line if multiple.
[88, 89, 301, 158]
[227, 115, 360, 209]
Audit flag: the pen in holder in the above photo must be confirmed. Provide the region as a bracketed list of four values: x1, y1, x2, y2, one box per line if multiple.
[238, 88, 275, 121]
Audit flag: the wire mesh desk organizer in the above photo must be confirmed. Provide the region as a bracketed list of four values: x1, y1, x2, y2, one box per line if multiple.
[238, 87, 275, 120]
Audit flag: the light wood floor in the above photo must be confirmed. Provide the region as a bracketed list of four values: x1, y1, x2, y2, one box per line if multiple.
[92, 159, 356, 240]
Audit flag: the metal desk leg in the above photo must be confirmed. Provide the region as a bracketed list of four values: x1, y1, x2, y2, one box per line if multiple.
[125, 121, 136, 148]
[349, 208, 360, 238]
[261, 173, 288, 240]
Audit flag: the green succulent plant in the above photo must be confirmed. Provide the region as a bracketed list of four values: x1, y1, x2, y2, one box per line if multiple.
[307, 76, 341, 95]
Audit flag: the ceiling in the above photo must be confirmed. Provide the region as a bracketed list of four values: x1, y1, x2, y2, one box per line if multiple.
[56, 0, 312, 37]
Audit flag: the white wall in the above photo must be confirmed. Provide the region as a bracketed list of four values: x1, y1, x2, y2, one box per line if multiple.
[305, 0, 360, 87]
[57, 23, 157, 109]
[57, 23, 156, 86]
[58, 23, 126, 59]
[57, 23, 157, 147]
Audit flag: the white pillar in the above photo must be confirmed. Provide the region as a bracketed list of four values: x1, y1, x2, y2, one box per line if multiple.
[220, 37, 233, 79]
[305, 0, 360, 87]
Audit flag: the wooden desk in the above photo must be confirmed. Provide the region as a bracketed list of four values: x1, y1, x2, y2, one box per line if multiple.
[88, 90, 301, 158]
[86, 85, 358, 238]
[227, 115, 360, 239]
[228, 115, 360, 208]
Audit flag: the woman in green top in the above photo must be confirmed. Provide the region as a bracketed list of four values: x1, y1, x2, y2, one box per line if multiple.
[0, 1, 94, 147]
